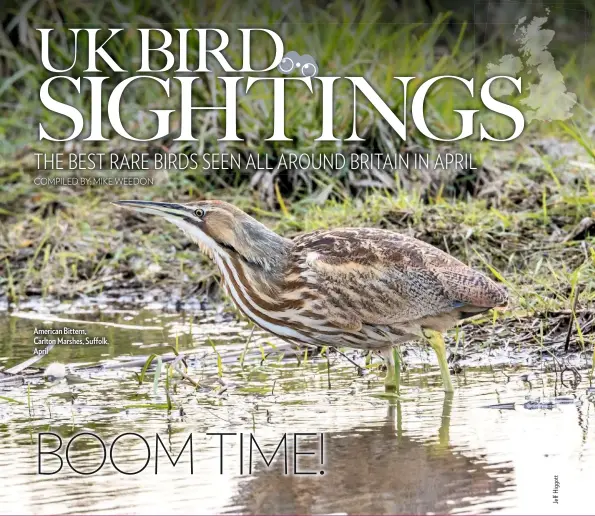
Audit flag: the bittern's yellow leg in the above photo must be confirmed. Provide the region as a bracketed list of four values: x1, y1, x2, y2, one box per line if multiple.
[423, 329, 454, 393]
[438, 392, 454, 448]
[382, 347, 401, 394]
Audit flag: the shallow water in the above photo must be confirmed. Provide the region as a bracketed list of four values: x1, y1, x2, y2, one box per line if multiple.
[0, 305, 593, 515]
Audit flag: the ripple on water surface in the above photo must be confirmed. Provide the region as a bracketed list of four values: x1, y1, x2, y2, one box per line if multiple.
[0, 307, 593, 514]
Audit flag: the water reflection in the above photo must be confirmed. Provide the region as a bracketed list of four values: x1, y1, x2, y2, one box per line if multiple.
[231, 394, 514, 514]
[1, 309, 594, 514]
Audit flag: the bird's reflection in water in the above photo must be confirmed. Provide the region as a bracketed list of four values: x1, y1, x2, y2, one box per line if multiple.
[230, 394, 514, 514]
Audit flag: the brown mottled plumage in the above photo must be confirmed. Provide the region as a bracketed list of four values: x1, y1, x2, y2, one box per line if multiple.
[290, 227, 506, 346]
[113, 199, 508, 392]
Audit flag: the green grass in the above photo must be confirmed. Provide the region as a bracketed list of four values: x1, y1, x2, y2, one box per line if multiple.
[1, 0, 593, 161]
[2, 157, 594, 312]
[0, 1, 594, 354]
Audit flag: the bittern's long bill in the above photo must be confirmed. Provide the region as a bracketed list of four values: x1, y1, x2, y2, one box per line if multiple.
[113, 199, 508, 393]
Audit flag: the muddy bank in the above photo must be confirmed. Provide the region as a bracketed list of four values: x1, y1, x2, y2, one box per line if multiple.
[1, 296, 592, 383]
[2, 138, 594, 308]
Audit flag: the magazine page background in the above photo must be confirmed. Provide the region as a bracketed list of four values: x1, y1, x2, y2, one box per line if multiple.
[0, 0, 594, 514]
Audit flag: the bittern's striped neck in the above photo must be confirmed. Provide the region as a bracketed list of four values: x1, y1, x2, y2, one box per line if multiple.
[113, 199, 292, 281]
[209, 237, 332, 345]
[114, 199, 324, 343]
[193, 216, 292, 285]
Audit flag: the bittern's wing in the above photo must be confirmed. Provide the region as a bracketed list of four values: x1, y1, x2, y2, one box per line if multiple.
[291, 228, 507, 332]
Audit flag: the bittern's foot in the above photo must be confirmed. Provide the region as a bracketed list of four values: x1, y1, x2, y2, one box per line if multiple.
[382, 348, 401, 394]
[422, 329, 454, 393]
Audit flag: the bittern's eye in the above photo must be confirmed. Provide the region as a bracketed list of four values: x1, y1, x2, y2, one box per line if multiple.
[194, 208, 205, 218]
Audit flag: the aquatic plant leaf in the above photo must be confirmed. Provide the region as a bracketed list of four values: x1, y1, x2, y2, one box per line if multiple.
[208, 338, 223, 378]
[0, 395, 24, 405]
[153, 356, 163, 395]
[139, 353, 157, 384]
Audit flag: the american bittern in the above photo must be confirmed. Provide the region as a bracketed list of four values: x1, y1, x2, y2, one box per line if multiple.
[114, 199, 507, 392]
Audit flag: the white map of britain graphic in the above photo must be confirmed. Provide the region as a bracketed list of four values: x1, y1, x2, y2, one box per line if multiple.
[486, 11, 578, 122]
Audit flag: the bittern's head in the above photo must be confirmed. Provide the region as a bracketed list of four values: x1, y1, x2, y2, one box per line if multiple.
[113, 199, 290, 271]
